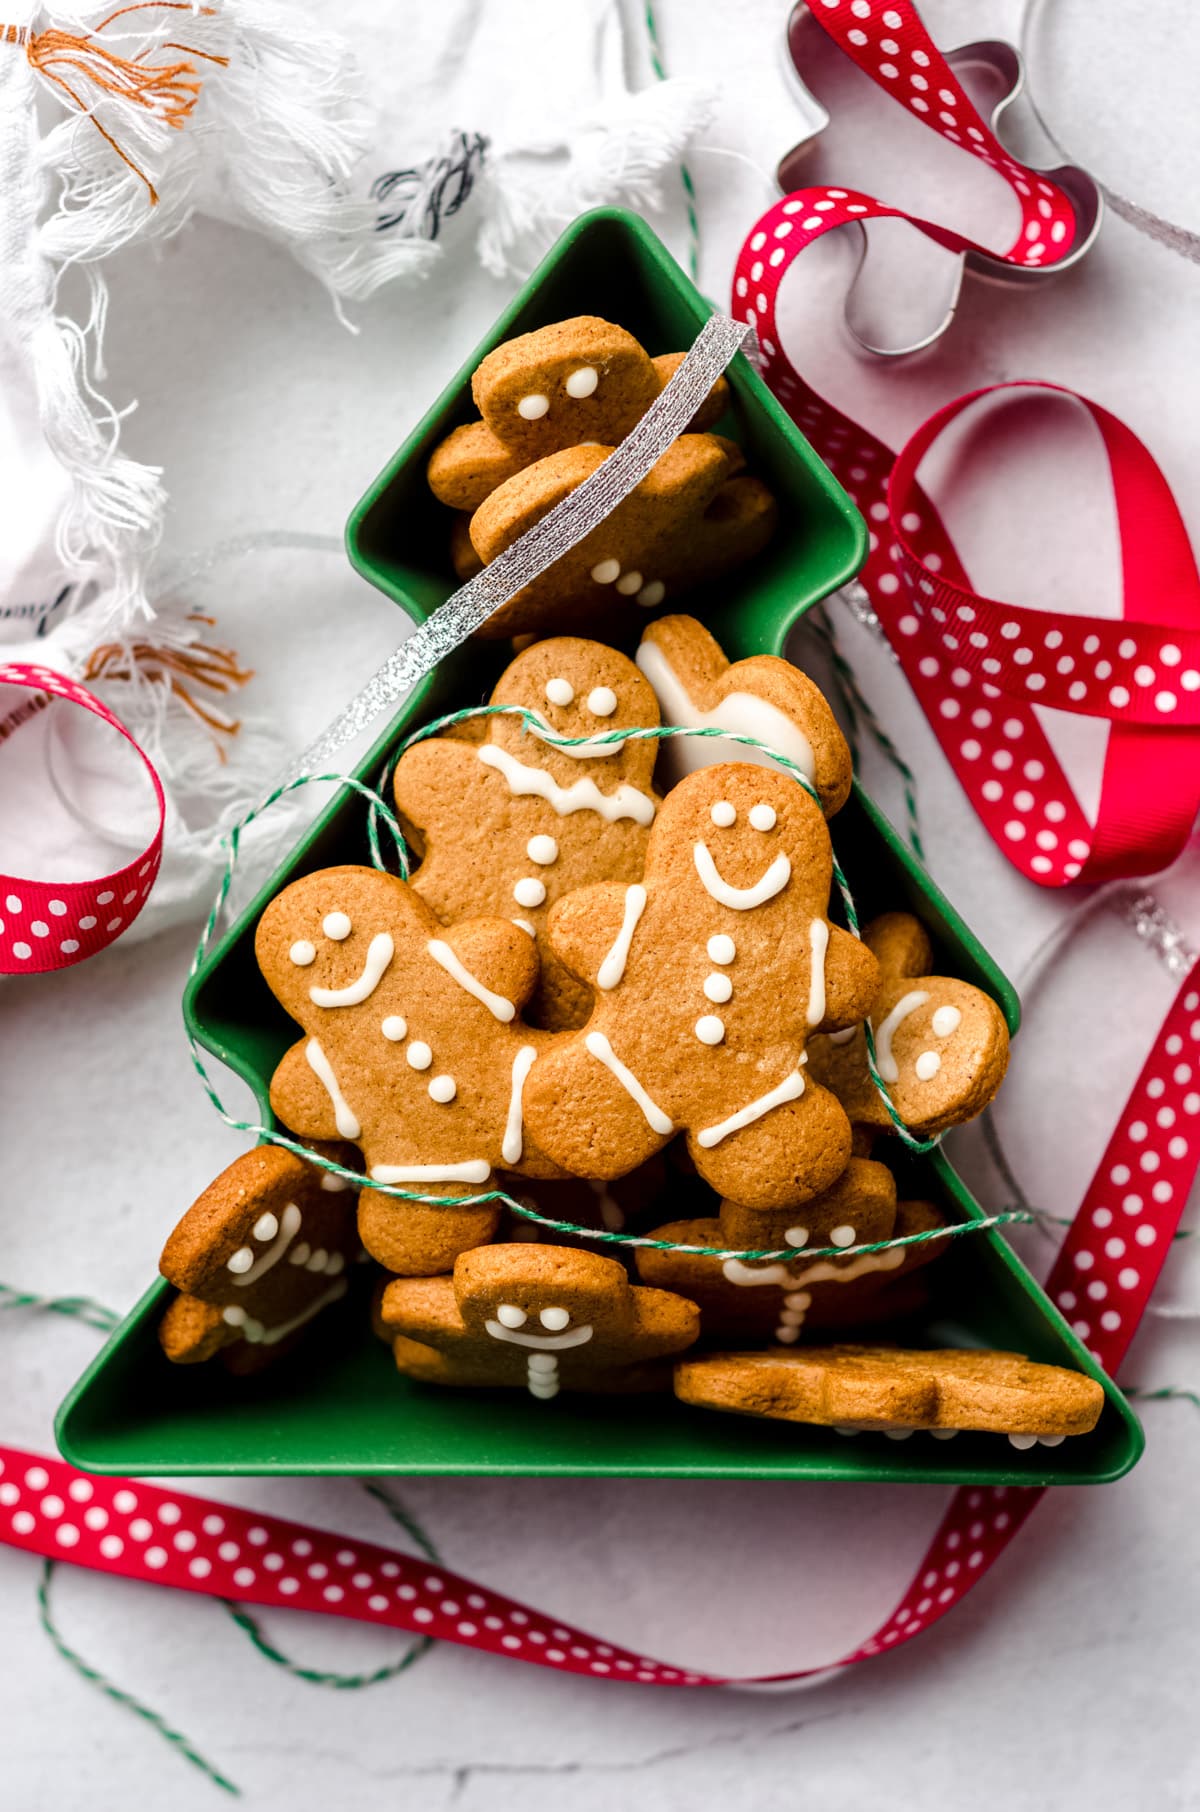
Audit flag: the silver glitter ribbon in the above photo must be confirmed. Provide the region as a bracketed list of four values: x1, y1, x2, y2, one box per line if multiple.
[1109, 890, 1198, 979]
[278, 313, 751, 791]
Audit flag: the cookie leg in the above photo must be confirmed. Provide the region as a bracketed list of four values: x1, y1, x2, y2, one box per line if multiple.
[687, 1081, 851, 1211]
[522, 1041, 670, 1179]
[358, 1188, 501, 1276]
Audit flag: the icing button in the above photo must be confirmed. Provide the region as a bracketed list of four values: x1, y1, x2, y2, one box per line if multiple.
[703, 972, 733, 1004]
[695, 1015, 725, 1046]
[407, 1042, 433, 1071]
[615, 570, 643, 596]
[636, 580, 665, 608]
[381, 1015, 407, 1041]
[707, 934, 736, 964]
[527, 835, 558, 866]
[514, 876, 547, 909]
[590, 559, 621, 585]
[428, 1075, 457, 1104]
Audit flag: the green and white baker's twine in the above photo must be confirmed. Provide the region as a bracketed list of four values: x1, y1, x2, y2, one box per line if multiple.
[188, 709, 1033, 1263]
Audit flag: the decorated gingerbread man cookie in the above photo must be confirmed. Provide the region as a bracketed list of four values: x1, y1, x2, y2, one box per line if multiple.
[393, 637, 662, 1029]
[465, 435, 776, 639]
[158, 1144, 361, 1371]
[256, 866, 564, 1276]
[806, 913, 1011, 1138]
[521, 762, 880, 1209]
[674, 1345, 1105, 1444]
[636, 615, 852, 814]
[636, 1164, 947, 1347]
[380, 1244, 699, 1398]
[427, 315, 730, 513]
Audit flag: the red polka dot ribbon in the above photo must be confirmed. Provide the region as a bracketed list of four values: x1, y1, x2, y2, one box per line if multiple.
[4, 959, 1195, 1687]
[0, 662, 164, 973]
[736, 1, 1200, 886]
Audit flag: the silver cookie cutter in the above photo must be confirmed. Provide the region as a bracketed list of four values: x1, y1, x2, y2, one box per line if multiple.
[777, 2, 1102, 358]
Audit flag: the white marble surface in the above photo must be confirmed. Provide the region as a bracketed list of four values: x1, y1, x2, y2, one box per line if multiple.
[3, 0, 1200, 1805]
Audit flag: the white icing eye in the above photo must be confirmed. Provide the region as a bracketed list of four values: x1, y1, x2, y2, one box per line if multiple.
[587, 686, 617, 717]
[703, 972, 733, 1004]
[381, 1015, 407, 1041]
[915, 1051, 942, 1080]
[289, 940, 316, 966]
[932, 1005, 962, 1037]
[710, 801, 736, 827]
[496, 1303, 527, 1328]
[323, 912, 351, 941]
[707, 934, 736, 964]
[545, 677, 574, 707]
[749, 803, 777, 831]
[253, 1212, 279, 1241]
[527, 835, 558, 865]
[407, 1042, 432, 1070]
[590, 559, 621, 584]
[636, 580, 665, 608]
[615, 570, 643, 596]
[565, 366, 598, 398]
[518, 393, 549, 420]
[226, 1247, 254, 1274]
[830, 1225, 856, 1248]
[695, 1015, 725, 1045]
[539, 1305, 571, 1330]
[514, 876, 547, 908]
[428, 1074, 457, 1103]
[785, 1227, 809, 1249]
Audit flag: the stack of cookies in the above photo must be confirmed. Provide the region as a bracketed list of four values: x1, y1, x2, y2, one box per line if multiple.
[155, 315, 1103, 1451]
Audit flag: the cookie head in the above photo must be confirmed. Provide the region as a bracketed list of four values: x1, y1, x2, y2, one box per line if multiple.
[648, 761, 830, 911]
[158, 1145, 359, 1367]
[453, 1244, 632, 1350]
[487, 635, 661, 792]
[473, 316, 660, 461]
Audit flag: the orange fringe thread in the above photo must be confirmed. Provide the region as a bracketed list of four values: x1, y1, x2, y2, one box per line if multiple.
[4, 5, 228, 203]
[85, 615, 254, 757]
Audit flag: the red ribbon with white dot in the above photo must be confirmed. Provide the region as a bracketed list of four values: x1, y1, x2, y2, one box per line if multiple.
[0, 662, 164, 973]
[5, 959, 1196, 1688]
[736, 1, 1200, 886]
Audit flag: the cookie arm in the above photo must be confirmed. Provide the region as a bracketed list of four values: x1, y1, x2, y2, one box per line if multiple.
[436, 916, 540, 1018]
[817, 925, 881, 1031]
[629, 1286, 701, 1359]
[268, 1038, 344, 1142]
[543, 883, 635, 990]
[379, 1275, 462, 1343]
[393, 736, 485, 840]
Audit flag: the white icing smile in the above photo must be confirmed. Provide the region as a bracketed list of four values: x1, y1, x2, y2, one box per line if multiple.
[309, 932, 394, 1007]
[483, 1320, 593, 1351]
[693, 841, 791, 910]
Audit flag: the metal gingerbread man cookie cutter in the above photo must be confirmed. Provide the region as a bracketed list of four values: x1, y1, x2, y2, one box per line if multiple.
[777, 0, 1102, 357]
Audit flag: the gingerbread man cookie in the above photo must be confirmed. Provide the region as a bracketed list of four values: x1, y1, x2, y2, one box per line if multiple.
[465, 435, 776, 640]
[636, 615, 852, 815]
[427, 316, 730, 513]
[158, 1144, 360, 1371]
[256, 866, 564, 1276]
[637, 1169, 947, 1347]
[521, 762, 880, 1209]
[393, 637, 662, 1029]
[380, 1244, 699, 1398]
[674, 1345, 1104, 1444]
[806, 913, 1011, 1138]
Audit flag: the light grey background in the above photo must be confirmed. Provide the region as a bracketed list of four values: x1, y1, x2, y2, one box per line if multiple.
[2, 1, 1198, 1806]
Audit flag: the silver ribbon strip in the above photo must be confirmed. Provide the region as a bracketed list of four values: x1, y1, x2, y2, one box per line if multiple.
[278, 313, 751, 791]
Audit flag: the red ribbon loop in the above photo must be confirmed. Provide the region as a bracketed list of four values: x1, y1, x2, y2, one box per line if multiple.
[0, 662, 164, 972]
